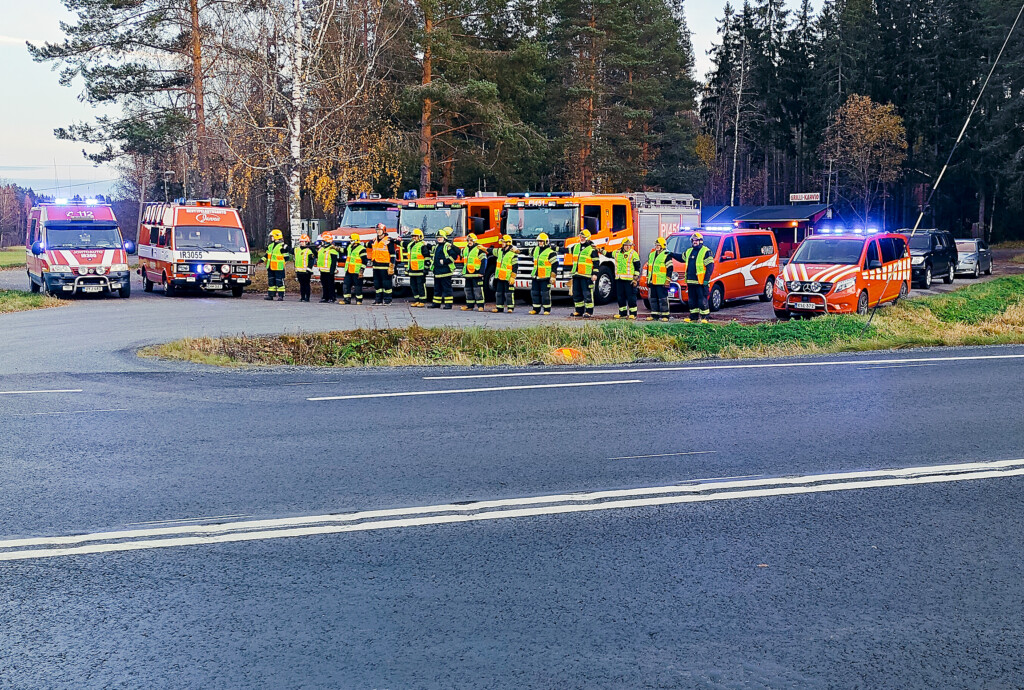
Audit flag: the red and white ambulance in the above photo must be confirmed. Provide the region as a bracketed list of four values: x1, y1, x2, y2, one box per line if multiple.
[26, 198, 133, 298]
[137, 199, 252, 297]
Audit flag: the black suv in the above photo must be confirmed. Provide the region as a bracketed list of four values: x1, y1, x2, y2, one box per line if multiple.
[906, 229, 958, 289]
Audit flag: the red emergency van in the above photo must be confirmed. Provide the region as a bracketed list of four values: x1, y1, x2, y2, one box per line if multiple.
[26, 198, 133, 298]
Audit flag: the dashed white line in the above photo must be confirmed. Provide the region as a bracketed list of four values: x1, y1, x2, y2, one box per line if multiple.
[10, 408, 130, 417]
[0, 389, 83, 395]
[421, 353, 1024, 380]
[308, 379, 643, 401]
[610, 451, 717, 460]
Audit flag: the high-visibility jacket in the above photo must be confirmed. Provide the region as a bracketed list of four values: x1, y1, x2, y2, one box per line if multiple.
[495, 247, 517, 282]
[265, 241, 287, 271]
[405, 240, 427, 274]
[317, 245, 339, 273]
[370, 237, 394, 267]
[463, 245, 486, 276]
[613, 248, 640, 280]
[344, 244, 365, 274]
[647, 249, 671, 286]
[570, 243, 596, 277]
[683, 245, 713, 285]
[294, 246, 314, 273]
[531, 246, 555, 279]
[431, 242, 459, 278]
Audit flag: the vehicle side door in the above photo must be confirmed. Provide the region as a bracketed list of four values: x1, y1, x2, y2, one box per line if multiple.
[736, 232, 776, 298]
[979, 239, 992, 271]
[26, 216, 40, 276]
[876, 236, 899, 301]
[863, 239, 883, 305]
[944, 233, 958, 272]
[717, 236, 738, 298]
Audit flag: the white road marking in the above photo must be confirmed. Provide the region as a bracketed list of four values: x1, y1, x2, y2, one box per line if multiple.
[421, 353, 1024, 380]
[307, 379, 643, 401]
[610, 451, 717, 460]
[856, 364, 939, 370]
[0, 389, 83, 396]
[9, 408, 130, 417]
[2, 458, 1022, 561]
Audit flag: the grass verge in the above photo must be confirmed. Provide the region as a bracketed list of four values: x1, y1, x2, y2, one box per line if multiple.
[0, 290, 64, 314]
[0, 249, 26, 269]
[142, 276, 1024, 368]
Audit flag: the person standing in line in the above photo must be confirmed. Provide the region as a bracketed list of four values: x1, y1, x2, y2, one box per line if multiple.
[461, 233, 487, 312]
[294, 234, 315, 302]
[405, 228, 428, 307]
[429, 227, 460, 309]
[567, 229, 597, 318]
[645, 237, 671, 322]
[341, 233, 367, 305]
[674, 232, 715, 323]
[260, 228, 291, 301]
[316, 233, 340, 303]
[608, 237, 640, 319]
[490, 234, 518, 314]
[529, 232, 555, 315]
[370, 223, 397, 305]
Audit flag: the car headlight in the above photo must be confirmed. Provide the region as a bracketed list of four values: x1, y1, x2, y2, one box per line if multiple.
[203, 263, 214, 274]
[809, 281, 821, 293]
[834, 277, 857, 292]
[95, 266, 107, 275]
[77, 266, 91, 275]
[788, 280, 802, 292]
[221, 264, 231, 274]
[961, 255, 976, 264]
[111, 263, 129, 272]
[774, 278, 787, 294]
[49, 265, 72, 273]
[911, 256, 925, 265]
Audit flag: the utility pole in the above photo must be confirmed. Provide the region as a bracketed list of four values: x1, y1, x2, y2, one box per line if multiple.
[730, 38, 747, 208]
[162, 171, 175, 202]
[825, 159, 834, 206]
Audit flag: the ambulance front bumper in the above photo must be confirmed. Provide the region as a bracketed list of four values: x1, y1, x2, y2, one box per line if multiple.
[44, 270, 131, 294]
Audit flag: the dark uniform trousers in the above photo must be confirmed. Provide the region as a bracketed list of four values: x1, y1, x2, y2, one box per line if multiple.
[531, 278, 551, 311]
[409, 273, 427, 302]
[572, 276, 595, 316]
[615, 280, 637, 316]
[343, 273, 363, 303]
[320, 272, 336, 302]
[268, 269, 286, 293]
[297, 272, 312, 301]
[464, 275, 485, 307]
[649, 284, 670, 317]
[433, 276, 454, 306]
[495, 279, 515, 311]
[687, 283, 709, 315]
[372, 268, 393, 304]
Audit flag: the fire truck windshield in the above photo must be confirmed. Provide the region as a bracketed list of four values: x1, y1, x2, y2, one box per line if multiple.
[44, 224, 123, 249]
[173, 225, 248, 252]
[666, 234, 721, 256]
[398, 208, 465, 238]
[503, 207, 579, 240]
[791, 238, 865, 265]
[340, 206, 399, 229]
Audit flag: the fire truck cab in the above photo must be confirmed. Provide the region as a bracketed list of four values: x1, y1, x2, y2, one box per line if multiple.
[395, 191, 505, 290]
[773, 230, 911, 317]
[26, 197, 133, 298]
[137, 199, 252, 297]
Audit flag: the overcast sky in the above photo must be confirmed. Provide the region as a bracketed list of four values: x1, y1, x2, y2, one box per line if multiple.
[0, 0, 821, 195]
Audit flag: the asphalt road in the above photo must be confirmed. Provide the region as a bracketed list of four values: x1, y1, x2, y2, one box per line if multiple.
[2, 340, 1024, 687]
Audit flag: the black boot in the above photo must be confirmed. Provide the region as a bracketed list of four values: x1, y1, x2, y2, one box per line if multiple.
[277, 294, 284, 301]
[264, 292, 274, 301]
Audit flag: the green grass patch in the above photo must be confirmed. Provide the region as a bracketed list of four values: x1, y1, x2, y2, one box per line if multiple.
[0, 249, 25, 269]
[0, 290, 63, 314]
[142, 276, 1024, 368]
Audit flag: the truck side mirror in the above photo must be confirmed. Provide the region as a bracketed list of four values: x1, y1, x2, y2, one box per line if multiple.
[123, 240, 137, 254]
[869, 259, 882, 270]
[31, 241, 44, 256]
[722, 250, 735, 261]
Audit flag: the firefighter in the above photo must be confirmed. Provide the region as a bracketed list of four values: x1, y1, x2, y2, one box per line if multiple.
[341, 233, 367, 304]
[316, 233, 340, 303]
[529, 232, 555, 315]
[461, 233, 487, 312]
[370, 222, 397, 305]
[294, 234, 315, 302]
[677, 231, 715, 323]
[429, 227, 460, 309]
[645, 237, 671, 322]
[568, 229, 597, 318]
[610, 237, 641, 319]
[490, 234, 518, 313]
[405, 228, 429, 307]
[259, 228, 291, 301]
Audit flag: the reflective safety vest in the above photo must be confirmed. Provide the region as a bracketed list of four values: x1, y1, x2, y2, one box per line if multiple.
[294, 246, 313, 273]
[370, 237, 392, 266]
[571, 243, 596, 277]
[344, 244, 365, 274]
[613, 248, 639, 280]
[266, 242, 286, 271]
[647, 249, 670, 286]
[317, 246, 337, 272]
[464, 246, 486, 276]
[406, 240, 426, 273]
[683, 245, 712, 284]
[532, 246, 555, 279]
[495, 247, 517, 282]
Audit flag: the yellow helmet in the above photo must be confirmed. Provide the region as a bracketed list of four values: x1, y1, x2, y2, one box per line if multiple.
[622, 237, 633, 245]
[537, 232, 549, 242]
[581, 229, 592, 240]
[655, 237, 667, 248]
[439, 227, 453, 239]
[349, 233, 359, 242]
[501, 234, 513, 243]
[412, 228, 424, 237]
[692, 232, 704, 241]
[270, 229, 283, 240]
[467, 233, 478, 242]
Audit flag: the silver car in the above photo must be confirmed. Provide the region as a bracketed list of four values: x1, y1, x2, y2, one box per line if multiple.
[955, 239, 993, 278]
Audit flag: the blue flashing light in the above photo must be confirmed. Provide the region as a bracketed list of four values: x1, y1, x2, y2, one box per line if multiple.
[85, 198, 98, 206]
[455, 188, 465, 199]
[867, 227, 878, 234]
[55, 198, 68, 205]
[403, 190, 418, 201]
[359, 192, 368, 199]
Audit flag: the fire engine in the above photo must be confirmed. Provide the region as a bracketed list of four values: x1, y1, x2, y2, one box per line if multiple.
[26, 197, 133, 298]
[394, 190, 506, 291]
[137, 199, 252, 297]
[501, 192, 701, 304]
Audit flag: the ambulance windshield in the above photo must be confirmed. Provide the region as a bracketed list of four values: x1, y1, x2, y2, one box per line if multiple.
[174, 226, 248, 252]
[791, 238, 865, 265]
[44, 224, 123, 249]
[398, 208, 466, 239]
[340, 205, 399, 230]
[503, 207, 579, 240]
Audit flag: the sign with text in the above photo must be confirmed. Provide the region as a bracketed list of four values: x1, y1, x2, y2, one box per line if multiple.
[790, 193, 821, 203]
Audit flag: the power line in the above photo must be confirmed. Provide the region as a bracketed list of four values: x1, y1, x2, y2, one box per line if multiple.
[22, 178, 119, 193]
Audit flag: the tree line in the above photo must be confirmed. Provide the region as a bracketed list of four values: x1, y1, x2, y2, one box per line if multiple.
[28, 0, 1024, 243]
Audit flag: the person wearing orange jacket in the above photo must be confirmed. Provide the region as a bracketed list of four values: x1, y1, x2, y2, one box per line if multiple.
[370, 223, 397, 305]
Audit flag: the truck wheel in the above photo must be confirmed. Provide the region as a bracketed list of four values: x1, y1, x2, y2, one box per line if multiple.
[119, 282, 131, 298]
[759, 276, 775, 302]
[164, 275, 176, 297]
[143, 270, 154, 292]
[594, 266, 614, 305]
[231, 285, 244, 298]
[709, 283, 725, 312]
[29, 273, 40, 293]
[856, 290, 869, 315]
